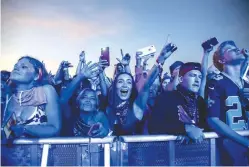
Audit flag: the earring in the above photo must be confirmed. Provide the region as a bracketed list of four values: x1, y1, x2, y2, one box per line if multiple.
[38, 68, 43, 81]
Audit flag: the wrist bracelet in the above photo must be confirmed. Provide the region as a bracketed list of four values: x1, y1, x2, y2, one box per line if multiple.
[155, 62, 163, 68]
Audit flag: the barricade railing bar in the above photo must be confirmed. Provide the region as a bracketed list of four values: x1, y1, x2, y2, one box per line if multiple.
[120, 130, 249, 142]
[1, 130, 249, 167]
[2, 136, 116, 145]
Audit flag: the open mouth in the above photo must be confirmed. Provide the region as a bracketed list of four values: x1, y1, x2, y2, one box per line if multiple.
[120, 89, 129, 96]
[83, 102, 92, 108]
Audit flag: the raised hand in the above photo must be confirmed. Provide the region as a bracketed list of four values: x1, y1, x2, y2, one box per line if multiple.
[60, 61, 73, 69]
[205, 47, 213, 53]
[116, 53, 131, 66]
[136, 51, 142, 60]
[79, 51, 86, 62]
[98, 58, 109, 72]
[143, 55, 151, 66]
[157, 43, 177, 65]
[80, 61, 99, 79]
[202, 39, 214, 53]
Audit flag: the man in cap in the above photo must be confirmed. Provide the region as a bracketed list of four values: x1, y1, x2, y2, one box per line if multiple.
[148, 62, 207, 143]
[205, 40, 249, 165]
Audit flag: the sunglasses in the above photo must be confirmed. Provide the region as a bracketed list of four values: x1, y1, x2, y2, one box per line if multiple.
[225, 47, 241, 54]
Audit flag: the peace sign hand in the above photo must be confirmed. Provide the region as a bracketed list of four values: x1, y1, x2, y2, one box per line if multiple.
[116, 53, 131, 66]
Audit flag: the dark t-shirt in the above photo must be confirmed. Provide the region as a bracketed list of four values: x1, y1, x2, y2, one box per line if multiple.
[148, 89, 208, 135]
[106, 105, 138, 135]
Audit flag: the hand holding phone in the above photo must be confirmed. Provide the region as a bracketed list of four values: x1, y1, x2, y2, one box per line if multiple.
[202, 37, 218, 52]
[136, 45, 156, 59]
[88, 123, 100, 136]
[158, 43, 177, 63]
[100, 47, 110, 66]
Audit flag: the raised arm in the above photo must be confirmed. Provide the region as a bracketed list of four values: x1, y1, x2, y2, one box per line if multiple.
[123, 54, 131, 74]
[116, 53, 131, 74]
[60, 62, 99, 104]
[76, 51, 86, 76]
[54, 61, 73, 85]
[135, 53, 142, 83]
[142, 56, 150, 71]
[199, 39, 214, 98]
[53, 61, 65, 85]
[133, 43, 178, 120]
[98, 59, 109, 97]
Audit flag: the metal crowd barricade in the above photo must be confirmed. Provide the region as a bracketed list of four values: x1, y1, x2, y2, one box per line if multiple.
[1, 131, 249, 166]
[120, 130, 249, 166]
[1, 136, 115, 167]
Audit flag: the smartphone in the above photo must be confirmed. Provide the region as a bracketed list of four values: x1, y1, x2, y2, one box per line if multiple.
[100, 47, 110, 66]
[202, 37, 219, 50]
[210, 37, 219, 46]
[88, 124, 100, 136]
[136, 45, 156, 59]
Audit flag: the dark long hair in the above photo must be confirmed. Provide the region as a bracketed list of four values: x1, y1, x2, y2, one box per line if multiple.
[108, 72, 138, 109]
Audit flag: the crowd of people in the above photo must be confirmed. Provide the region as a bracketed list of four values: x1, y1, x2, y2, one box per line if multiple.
[1, 38, 249, 165]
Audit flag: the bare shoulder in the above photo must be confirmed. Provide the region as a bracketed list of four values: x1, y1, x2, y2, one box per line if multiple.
[42, 84, 58, 98]
[42, 85, 57, 93]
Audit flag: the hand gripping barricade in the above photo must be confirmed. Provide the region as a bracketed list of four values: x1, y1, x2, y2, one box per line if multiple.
[1, 131, 249, 166]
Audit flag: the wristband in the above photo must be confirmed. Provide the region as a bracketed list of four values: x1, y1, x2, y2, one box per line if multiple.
[155, 61, 163, 68]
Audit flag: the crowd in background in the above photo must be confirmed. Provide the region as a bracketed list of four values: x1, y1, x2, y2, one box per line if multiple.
[1, 38, 249, 165]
